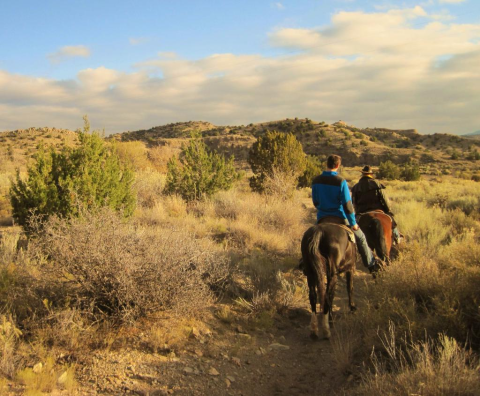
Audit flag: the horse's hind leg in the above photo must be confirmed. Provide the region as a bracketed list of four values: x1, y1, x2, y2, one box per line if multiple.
[346, 271, 357, 312]
[307, 277, 319, 339]
[321, 276, 335, 340]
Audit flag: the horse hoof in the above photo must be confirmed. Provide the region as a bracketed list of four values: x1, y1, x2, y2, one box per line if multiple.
[350, 306, 357, 313]
[310, 332, 319, 340]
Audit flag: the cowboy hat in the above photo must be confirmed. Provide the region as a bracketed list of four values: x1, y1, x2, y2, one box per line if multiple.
[361, 165, 374, 174]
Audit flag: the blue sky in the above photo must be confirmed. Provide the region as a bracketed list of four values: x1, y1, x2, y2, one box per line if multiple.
[1, 0, 479, 134]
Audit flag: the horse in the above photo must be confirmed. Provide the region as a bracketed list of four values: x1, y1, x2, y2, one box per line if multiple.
[301, 220, 357, 339]
[357, 211, 393, 263]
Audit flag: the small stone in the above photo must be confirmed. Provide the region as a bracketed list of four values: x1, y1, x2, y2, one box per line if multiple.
[194, 349, 203, 357]
[208, 367, 220, 376]
[57, 371, 68, 385]
[33, 362, 43, 373]
[226, 375, 235, 382]
[237, 333, 251, 340]
[231, 357, 241, 366]
[225, 379, 231, 388]
[269, 343, 290, 351]
[236, 325, 246, 334]
[191, 327, 201, 338]
[183, 367, 194, 374]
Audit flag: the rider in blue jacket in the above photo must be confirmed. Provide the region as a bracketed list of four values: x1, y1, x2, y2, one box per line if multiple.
[311, 154, 382, 274]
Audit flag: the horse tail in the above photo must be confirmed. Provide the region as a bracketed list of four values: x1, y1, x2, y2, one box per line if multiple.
[371, 218, 387, 261]
[306, 226, 327, 311]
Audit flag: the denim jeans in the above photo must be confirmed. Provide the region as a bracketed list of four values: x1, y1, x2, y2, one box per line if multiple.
[393, 227, 401, 241]
[353, 228, 375, 268]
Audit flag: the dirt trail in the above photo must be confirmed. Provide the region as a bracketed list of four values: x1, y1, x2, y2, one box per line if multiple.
[71, 267, 373, 396]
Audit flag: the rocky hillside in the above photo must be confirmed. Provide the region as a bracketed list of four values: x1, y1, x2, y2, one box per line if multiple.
[109, 119, 480, 170]
[2, 119, 480, 174]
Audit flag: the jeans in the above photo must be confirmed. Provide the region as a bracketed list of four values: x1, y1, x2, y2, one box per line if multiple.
[353, 228, 375, 268]
[393, 227, 401, 241]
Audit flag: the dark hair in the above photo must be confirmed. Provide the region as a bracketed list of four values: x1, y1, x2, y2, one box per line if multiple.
[327, 154, 342, 169]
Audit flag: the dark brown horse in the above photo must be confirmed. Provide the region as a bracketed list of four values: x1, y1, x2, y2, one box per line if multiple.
[301, 222, 357, 339]
[357, 211, 393, 262]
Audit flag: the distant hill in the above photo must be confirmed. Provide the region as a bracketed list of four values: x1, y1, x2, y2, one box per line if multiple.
[2, 119, 480, 174]
[109, 119, 480, 169]
[462, 130, 480, 138]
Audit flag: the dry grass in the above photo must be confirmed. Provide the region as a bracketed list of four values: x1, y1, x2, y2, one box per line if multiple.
[0, 315, 22, 378]
[359, 325, 480, 396]
[2, 164, 480, 394]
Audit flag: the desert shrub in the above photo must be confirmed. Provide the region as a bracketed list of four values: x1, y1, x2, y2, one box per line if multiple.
[359, 329, 480, 396]
[466, 149, 480, 161]
[446, 196, 478, 216]
[401, 161, 421, 181]
[262, 167, 299, 200]
[134, 169, 166, 208]
[0, 315, 22, 378]
[298, 155, 322, 188]
[31, 209, 232, 322]
[165, 134, 238, 201]
[113, 141, 151, 171]
[147, 145, 180, 172]
[451, 149, 460, 160]
[248, 131, 306, 192]
[472, 174, 480, 182]
[0, 230, 46, 324]
[10, 118, 135, 227]
[378, 160, 401, 180]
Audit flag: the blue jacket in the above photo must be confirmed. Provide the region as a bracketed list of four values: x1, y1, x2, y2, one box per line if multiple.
[311, 171, 356, 226]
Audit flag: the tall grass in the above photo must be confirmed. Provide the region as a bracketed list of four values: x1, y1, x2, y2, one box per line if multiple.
[359, 325, 480, 396]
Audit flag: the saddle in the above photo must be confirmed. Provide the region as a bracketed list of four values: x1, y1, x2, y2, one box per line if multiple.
[317, 216, 356, 244]
[357, 210, 393, 224]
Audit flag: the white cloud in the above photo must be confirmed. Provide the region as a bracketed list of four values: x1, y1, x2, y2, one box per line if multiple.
[2, 6, 480, 135]
[129, 37, 150, 46]
[47, 45, 91, 64]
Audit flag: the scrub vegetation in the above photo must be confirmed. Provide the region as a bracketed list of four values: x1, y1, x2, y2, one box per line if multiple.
[0, 118, 479, 394]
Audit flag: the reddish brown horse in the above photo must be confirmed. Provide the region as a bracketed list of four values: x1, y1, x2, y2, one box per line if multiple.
[357, 211, 393, 262]
[301, 222, 357, 339]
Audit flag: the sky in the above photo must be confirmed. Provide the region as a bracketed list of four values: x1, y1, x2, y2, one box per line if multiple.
[1, 0, 479, 135]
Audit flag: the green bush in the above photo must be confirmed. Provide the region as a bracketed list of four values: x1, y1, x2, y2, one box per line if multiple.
[298, 155, 323, 188]
[10, 117, 135, 227]
[378, 160, 401, 180]
[401, 161, 421, 181]
[248, 131, 306, 192]
[165, 133, 238, 201]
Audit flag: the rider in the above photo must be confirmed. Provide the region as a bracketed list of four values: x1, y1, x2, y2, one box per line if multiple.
[311, 155, 382, 275]
[351, 165, 403, 244]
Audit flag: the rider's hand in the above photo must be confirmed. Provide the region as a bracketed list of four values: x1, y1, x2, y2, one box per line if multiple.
[352, 224, 359, 231]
